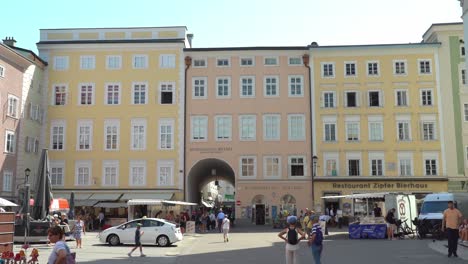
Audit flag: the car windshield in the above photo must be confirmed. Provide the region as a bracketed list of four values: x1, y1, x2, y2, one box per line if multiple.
[420, 201, 448, 214]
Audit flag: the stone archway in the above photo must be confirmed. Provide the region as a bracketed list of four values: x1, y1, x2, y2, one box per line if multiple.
[186, 158, 235, 204]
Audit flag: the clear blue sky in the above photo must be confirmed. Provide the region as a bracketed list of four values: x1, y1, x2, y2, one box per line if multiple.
[1, 0, 462, 54]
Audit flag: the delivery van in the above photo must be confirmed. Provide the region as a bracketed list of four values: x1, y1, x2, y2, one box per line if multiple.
[418, 192, 468, 225]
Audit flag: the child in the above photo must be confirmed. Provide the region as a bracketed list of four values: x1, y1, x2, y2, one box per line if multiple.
[278, 216, 305, 264]
[128, 223, 145, 257]
[222, 214, 230, 242]
[460, 218, 468, 243]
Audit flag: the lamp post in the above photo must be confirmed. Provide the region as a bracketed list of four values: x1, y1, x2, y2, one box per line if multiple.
[311, 156, 318, 210]
[23, 168, 31, 245]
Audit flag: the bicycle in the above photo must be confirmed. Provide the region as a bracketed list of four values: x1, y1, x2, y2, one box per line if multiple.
[414, 218, 444, 240]
[396, 219, 415, 239]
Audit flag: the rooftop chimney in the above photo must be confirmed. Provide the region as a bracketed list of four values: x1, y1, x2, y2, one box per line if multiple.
[187, 34, 194, 48]
[2, 37, 17, 47]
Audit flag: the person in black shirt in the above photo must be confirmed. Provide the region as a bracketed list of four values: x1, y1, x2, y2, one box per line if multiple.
[373, 203, 382, 217]
[385, 208, 397, 240]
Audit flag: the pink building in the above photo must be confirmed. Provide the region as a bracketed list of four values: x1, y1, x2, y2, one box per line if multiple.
[184, 47, 312, 224]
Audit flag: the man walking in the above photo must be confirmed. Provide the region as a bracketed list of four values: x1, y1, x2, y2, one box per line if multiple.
[222, 214, 230, 242]
[128, 223, 146, 257]
[442, 201, 463, 258]
[217, 209, 225, 233]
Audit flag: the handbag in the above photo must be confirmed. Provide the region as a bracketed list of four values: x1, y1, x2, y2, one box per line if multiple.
[64, 243, 76, 264]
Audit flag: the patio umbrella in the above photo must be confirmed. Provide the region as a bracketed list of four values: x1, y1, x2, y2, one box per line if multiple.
[50, 198, 69, 212]
[31, 149, 53, 220]
[69, 192, 75, 219]
[0, 197, 18, 207]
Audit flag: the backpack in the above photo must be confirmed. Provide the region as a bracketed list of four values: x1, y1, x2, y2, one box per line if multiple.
[313, 229, 323, 246]
[63, 243, 76, 264]
[287, 227, 298, 245]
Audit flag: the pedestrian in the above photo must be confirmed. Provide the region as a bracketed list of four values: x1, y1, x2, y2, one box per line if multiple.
[302, 211, 310, 238]
[278, 216, 305, 264]
[98, 210, 105, 230]
[217, 209, 225, 233]
[385, 208, 397, 240]
[442, 201, 463, 257]
[222, 214, 231, 242]
[308, 214, 324, 264]
[373, 203, 382, 217]
[72, 215, 86, 249]
[459, 218, 468, 243]
[47, 226, 74, 264]
[128, 223, 146, 257]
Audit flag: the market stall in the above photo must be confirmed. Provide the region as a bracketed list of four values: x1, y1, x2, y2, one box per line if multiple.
[127, 199, 197, 221]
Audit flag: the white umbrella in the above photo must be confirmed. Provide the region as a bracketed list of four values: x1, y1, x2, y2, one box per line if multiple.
[0, 197, 18, 207]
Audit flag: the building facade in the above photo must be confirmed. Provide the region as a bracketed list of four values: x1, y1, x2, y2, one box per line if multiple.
[310, 43, 448, 216]
[36, 27, 189, 211]
[184, 48, 312, 224]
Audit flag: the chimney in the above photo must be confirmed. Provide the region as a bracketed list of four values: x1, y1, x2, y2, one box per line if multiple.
[187, 34, 194, 48]
[2, 37, 17, 47]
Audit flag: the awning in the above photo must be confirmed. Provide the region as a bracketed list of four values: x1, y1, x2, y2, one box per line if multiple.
[163, 201, 198, 206]
[127, 199, 164, 206]
[88, 193, 122, 200]
[120, 193, 173, 200]
[94, 202, 127, 208]
[201, 201, 214, 208]
[321, 192, 389, 199]
[0, 197, 18, 207]
[75, 200, 99, 206]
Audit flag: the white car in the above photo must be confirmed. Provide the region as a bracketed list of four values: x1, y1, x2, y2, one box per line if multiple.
[98, 218, 183, 247]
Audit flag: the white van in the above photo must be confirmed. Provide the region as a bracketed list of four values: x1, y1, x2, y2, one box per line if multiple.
[418, 192, 468, 223]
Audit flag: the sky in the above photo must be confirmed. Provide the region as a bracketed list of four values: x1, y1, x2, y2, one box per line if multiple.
[0, 0, 462, 54]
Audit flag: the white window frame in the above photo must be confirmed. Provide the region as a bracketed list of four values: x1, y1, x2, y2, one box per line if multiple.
[344, 90, 359, 107]
[240, 57, 255, 67]
[264, 76, 279, 97]
[132, 82, 148, 105]
[396, 115, 411, 141]
[216, 57, 230, 67]
[50, 160, 65, 186]
[159, 119, 175, 150]
[159, 82, 175, 104]
[239, 156, 257, 179]
[50, 120, 66, 151]
[0, 65, 4, 77]
[215, 115, 232, 141]
[263, 114, 281, 141]
[158, 160, 175, 186]
[192, 77, 207, 99]
[129, 160, 147, 186]
[263, 156, 281, 179]
[264, 56, 278, 66]
[288, 114, 305, 141]
[368, 116, 383, 141]
[398, 152, 414, 176]
[2, 170, 12, 192]
[133, 54, 148, 69]
[53, 56, 69, 71]
[191, 116, 208, 141]
[4, 130, 15, 153]
[104, 119, 120, 151]
[344, 61, 357, 77]
[80, 55, 96, 70]
[288, 75, 304, 97]
[6, 94, 19, 118]
[288, 156, 307, 177]
[216, 77, 231, 98]
[323, 152, 339, 176]
[288, 57, 302, 66]
[105, 83, 121, 105]
[322, 91, 337, 108]
[322, 115, 337, 142]
[346, 152, 362, 176]
[159, 54, 176, 68]
[422, 152, 438, 176]
[368, 90, 383, 107]
[418, 59, 432, 75]
[321, 62, 335, 78]
[420, 88, 433, 106]
[101, 160, 119, 187]
[239, 115, 256, 141]
[366, 61, 380, 76]
[369, 152, 385, 176]
[240, 76, 256, 98]
[52, 84, 67, 106]
[395, 89, 409, 107]
[421, 121, 436, 141]
[393, 60, 407, 76]
[131, 118, 147, 150]
[75, 160, 92, 186]
[76, 119, 93, 151]
[193, 58, 207, 68]
[345, 121, 360, 142]
[106, 55, 122, 70]
[78, 83, 95, 105]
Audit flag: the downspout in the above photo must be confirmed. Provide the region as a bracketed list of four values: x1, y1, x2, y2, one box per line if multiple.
[183, 56, 192, 202]
[302, 53, 315, 206]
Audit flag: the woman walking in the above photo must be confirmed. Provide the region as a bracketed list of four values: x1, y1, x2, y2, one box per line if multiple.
[47, 226, 74, 264]
[72, 215, 86, 248]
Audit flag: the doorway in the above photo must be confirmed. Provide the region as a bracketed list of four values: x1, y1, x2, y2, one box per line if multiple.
[255, 204, 265, 225]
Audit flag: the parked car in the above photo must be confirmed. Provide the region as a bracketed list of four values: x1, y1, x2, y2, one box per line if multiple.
[98, 218, 183, 247]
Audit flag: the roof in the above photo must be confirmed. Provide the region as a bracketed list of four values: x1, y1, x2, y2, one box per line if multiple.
[9, 46, 47, 66]
[185, 46, 308, 52]
[40, 26, 188, 31]
[37, 39, 186, 45]
[0, 43, 46, 68]
[308, 42, 440, 50]
[422, 22, 463, 40]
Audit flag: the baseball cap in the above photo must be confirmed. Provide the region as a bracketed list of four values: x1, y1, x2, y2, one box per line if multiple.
[53, 214, 58, 218]
[287, 216, 297, 224]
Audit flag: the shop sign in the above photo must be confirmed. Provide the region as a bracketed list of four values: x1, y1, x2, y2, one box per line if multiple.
[241, 185, 304, 191]
[189, 146, 232, 154]
[331, 182, 429, 190]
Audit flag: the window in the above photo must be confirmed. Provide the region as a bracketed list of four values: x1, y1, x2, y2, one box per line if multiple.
[132, 83, 147, 105]
[193, 58, 206, 67]
[345, 62, 356, 76]
[289, 57, 302, 65]
[289, 76, 303, 96]
[289, 156, 305, 177]
[367, 61, 379, 76]
[399, 159, 412, 176]
[240, 157, 256, 178]
[323, 92, 336, 108]
[239, 115, 256, 141]
[368, 91, 382, 107]
[159, 119, 174, 149]
[53, 56, 68, 70]
[422, 122, 436, 140]
[324, 157, 338, 176]
[104, 120, 119, 151]
[462, 69, 467, 85]
[4, 131, 15, 153]
[77, 120, 93, 150]
[424, 159, 437, 176]
[345, 91, 358, 107]
[370, 159, 383, 176]
[129, 160, 146, 186]
[106, 55, 121, 69]
[263, 114, 280, 140]
[7, 95, 19, 118]
[348, 160, 360, 176]
[216, 77, 231, 98]
[102, 160, 118, 186]
[240, 57, 254, 66]
[79, 83, 94, 105]
[264, 156, 281, 178]
[133, 55, 148, 69]
[397, 121, 411, 141]
[25, 136, 34, 153]
[29, 104, 39, 121]
[240, 76, 255, 97]
[346, 122, 360, 141]
[394, 60, 406, 75]
[75, 161, 91, 186]
[215, 116, 232, 140]
[264, 57, 278, 65]
[191, 116, 208, 141]
[464, 104, 468, 121]
[2, 171, 12, 192]
[217, 58, 230, 67]
[80, 56, 95, 70]
[105, 83, 120, 105]
[50, 121, 65, 150]
[322, 63, 334, 78]
[419, 59, 431, 74]
[53, 85, 67, 106]
[264, 76, 279, 96]
[33, 139, 39, 153]
[159, 54, 176, 68]
[288, 114, 305, 141]
[395, 90, 408, 106]
[131, 119, 146, 150]
[461, 45, 466, 57]
[0, 65, 4, 77]
[193, 77, 207, 99]
[50, 161, 64, 186]
[324, 123, 337, 142]
[158, 161, 174, 186]
[420, 89, 433, 106]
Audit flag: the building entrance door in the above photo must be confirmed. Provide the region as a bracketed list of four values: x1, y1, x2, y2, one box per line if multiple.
[255, 204, 265, 225]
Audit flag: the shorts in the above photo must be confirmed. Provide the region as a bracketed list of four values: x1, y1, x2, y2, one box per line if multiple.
[135, 241, 141, 246]
[223, 229, 229, 235]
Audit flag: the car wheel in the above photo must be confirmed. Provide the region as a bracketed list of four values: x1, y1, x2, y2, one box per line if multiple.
[108, 234, 120, 246]
[157, 235, 169, 247]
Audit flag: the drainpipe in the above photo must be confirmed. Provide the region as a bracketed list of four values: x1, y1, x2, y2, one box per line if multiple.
[183, 56, 192, 202]
[302, 53, 315, 207]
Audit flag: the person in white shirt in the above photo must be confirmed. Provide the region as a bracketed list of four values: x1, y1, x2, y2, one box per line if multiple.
[222, 215, 231, 242]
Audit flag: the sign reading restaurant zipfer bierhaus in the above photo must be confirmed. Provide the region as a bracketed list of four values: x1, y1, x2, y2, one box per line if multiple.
[332, 182, 429, 190]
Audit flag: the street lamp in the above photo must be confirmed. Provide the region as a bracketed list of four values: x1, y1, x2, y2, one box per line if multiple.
[311, 156, 318, 210]
[24, 168, 30, 183]
[23, 168, 31, 245]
